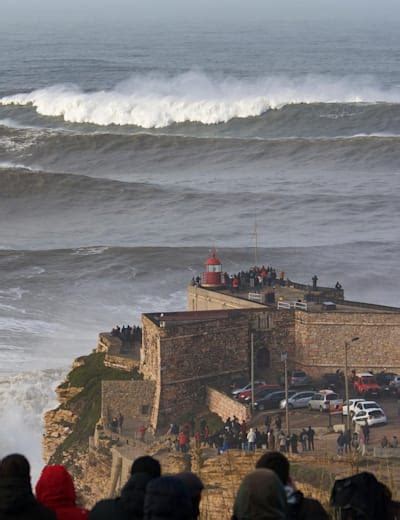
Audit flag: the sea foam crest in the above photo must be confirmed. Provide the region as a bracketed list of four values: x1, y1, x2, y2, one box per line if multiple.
[1, 71, 399, 128]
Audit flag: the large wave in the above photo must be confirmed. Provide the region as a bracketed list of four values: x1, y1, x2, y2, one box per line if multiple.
[1, 71, 400, 128]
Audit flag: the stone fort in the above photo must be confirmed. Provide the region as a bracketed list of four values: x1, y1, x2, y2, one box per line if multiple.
[99, 252, 400, 433]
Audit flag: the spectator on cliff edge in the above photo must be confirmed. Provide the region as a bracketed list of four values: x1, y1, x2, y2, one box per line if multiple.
[36, 465, 88, 520]
[118, 413, 124, 435]
[0, 453, 56, 520]
[307, 426, 315, 451]
[256, 451, 329, 520]
[90, 456, 161, 520]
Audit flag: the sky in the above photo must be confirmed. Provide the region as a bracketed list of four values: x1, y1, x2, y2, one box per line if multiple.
[2, 0, 400, 25]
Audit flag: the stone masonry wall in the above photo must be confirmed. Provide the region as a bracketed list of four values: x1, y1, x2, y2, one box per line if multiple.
[157, 314, 250, 426]
[206, 387, 250, 422]
[295, 310, 400, 375]
[101, 380, 156, 431]
[188, 285, 265, 312]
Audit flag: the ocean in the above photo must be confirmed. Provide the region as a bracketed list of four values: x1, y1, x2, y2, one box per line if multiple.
[0, 18, 399, 475]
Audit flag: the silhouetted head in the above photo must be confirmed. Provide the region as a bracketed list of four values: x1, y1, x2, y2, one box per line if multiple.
[256, 451, 290, 485]
[130, 456, 161, 479]
[144, 476, 192, 519]
[233, 469, 287, 520]
[176, 472, 204, 519]
[0, 454, 30, 483]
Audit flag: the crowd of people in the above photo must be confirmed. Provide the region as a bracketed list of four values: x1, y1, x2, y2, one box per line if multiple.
[165, 416, 316, 457]
[110, 324, 142, 344]
[223, 266, 285, 292]
[2, 450, 400, 519]
[191, 265, 285, 292]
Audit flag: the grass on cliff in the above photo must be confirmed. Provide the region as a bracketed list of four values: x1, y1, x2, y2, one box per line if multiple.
[52, 352, 141, 461]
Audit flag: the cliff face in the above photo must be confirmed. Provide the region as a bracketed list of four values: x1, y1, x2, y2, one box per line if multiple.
[42, 351, 137, 507]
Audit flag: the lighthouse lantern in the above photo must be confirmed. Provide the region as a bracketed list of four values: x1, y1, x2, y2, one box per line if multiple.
[201, 250, 223, 287]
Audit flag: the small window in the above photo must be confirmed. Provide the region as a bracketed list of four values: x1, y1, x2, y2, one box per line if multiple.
[141, 405, 150, 415]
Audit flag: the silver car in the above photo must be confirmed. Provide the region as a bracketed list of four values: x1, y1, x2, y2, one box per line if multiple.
[280, 390, 315, 409]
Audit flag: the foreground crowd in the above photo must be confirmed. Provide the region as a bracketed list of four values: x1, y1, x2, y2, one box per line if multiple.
[1, 452, 400, 519]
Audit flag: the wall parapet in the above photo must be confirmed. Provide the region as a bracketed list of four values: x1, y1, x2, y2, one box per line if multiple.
[206, 386, 250, 423]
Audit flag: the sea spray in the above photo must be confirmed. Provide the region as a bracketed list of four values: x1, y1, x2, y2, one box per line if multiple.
[0, 368, 65, 482]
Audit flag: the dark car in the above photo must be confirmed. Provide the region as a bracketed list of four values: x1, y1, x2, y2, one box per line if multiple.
[244, 385, 282, 403]
[375, 372, 398, 395]
[254, 390, 296, 411]
[321, 372, 344, 392]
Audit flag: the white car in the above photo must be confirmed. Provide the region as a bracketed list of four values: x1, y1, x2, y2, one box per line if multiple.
[308, 390, 343, 412]
[280, 390, 316, 409]
[353, 408, 387, 427]
[342, 398, 366, 416]
[354, 400, 383, 414]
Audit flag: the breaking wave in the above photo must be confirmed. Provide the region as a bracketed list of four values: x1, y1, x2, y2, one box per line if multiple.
[2, 71, 400, 128]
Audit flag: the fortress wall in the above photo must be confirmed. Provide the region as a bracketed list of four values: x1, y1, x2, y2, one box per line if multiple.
[187, 285, 264, 311]
[140, 315, 161, 381]
[206, 386, 250, 422]
[250, 309, 296, 378]
[156, 315, 250, 426]
[294, 311, 400, 374]
[101, 380, 156, 430]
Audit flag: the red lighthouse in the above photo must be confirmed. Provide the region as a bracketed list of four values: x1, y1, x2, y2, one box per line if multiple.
[201, 250, 223, 288]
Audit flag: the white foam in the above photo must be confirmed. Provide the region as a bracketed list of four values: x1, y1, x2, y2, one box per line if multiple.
[0, 368, 65, 481]
[1, 71, 400, 128]
[71, 246, 110, 256]
[0, 316, 62, 335]
[0, 287, 29, 301]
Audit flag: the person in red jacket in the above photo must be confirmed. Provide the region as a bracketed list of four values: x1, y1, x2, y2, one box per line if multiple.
[36, 465, 88, 520]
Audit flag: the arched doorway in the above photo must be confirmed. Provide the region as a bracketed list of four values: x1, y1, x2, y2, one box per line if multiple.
[256, 347, 270, 369]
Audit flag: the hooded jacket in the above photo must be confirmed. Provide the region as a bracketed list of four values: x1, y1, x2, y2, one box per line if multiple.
[35, 466, 88, 520]
[143, 476, 192, 520]
[285, 486, 328, 520]
[0, 476, 56, 520]
[233, 469, 287, 520]
[90, 472, 154, 520]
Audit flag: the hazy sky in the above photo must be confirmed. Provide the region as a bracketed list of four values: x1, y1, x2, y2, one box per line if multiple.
[2, 0, 400, 25]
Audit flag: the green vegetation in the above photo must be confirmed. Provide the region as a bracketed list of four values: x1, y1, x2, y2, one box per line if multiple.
[51, 352, 141, 463]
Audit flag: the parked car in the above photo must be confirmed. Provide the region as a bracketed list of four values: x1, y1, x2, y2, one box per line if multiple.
[353, 409, 387, 427]
[280, 390, 315, 409]
[389, 375, 400, 394]
[243, 385, 282, 403]
[238, 384, 280, 402]
[353, 373, 381, 397]
[342, 398, 366, 416]
[290, 370, 311, 387]
[353, 400, 384, 414]
[254, 390, 296, 411]
[321, 372, 343, 392]
[375, 371, 398, 393]
[231, 380, 266, 398]
[308, 390, 342, 412]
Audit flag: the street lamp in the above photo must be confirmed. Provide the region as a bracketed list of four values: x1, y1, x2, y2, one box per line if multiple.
[344, 336, 360, 433]
[281, 352, 289, 436]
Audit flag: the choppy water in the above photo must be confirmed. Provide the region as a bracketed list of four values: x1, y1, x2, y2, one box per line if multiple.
[0, 19, 399, 472]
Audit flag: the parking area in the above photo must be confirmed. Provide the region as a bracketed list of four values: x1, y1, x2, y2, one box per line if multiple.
[253, 394, 400, 454]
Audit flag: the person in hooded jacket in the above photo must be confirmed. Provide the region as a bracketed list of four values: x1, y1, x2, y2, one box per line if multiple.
[89, 455, 161, 520]
[35, 465, 88, 520]
[175, 472, 204, 519]
[143, 476, 193, 520]
[232, 468, 287, 520]
[0, 453, 56, 520]
[256, 451, 328, 520]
